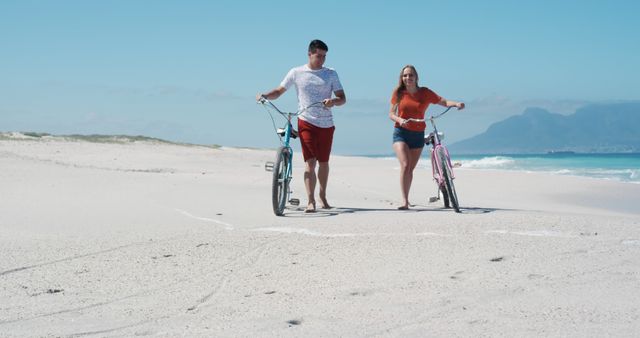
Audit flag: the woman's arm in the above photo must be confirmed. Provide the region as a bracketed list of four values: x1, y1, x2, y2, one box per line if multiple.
[438, 97, 465, 110]
[389, 104, 406, 125]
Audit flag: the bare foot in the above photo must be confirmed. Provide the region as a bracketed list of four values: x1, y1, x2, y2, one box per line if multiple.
[319, 197, 331, 209]
[319, 192, 332, 209]
[398, 201, 411, 210]
[305, 201, 316, 213]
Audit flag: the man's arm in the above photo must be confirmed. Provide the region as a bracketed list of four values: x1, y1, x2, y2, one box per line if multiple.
[323, 89, 346, 108]
[256, 86, 286, 101]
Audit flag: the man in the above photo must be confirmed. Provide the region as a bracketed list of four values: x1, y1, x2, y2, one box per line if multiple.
[257, 39, 346, 213]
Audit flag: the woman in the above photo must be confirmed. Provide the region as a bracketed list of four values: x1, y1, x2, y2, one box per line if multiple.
[389, 65, 465, 210]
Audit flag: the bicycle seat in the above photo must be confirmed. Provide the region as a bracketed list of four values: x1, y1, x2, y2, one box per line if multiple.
[424, 132, 444, 145]
[277, 128, 298, 139]
[424, 133, 435, 145]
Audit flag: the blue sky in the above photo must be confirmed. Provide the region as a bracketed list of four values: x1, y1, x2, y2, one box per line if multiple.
[1, 0, 639, 154]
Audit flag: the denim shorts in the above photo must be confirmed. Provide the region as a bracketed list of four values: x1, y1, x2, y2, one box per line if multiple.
[393, 127, 425, 149]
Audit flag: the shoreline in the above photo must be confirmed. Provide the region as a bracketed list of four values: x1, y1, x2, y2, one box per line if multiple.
[3, 131, 638, 183]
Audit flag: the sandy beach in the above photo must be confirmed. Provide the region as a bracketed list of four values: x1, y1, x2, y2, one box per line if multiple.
[1, 135, 639, 337]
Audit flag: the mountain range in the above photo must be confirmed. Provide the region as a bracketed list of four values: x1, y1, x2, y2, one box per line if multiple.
[449, 102, 640, 154]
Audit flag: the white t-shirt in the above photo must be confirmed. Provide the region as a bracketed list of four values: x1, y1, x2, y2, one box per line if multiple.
[280, 64, 343, 128]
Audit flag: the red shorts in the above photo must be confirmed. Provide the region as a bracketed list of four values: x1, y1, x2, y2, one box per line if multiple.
[297, 119, 335, 162]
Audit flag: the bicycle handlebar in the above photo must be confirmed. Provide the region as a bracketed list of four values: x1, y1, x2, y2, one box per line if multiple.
[258, 96, 286, 115]
[431, 106, 454, 119]
[402, 107, 455, 124]
[258, 96, 326, 116]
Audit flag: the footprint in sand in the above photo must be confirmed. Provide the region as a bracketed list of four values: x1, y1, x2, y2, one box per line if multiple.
[349, 290, 372, 296]
[287, 319, 302, 326]
[450, 271, 465, 280]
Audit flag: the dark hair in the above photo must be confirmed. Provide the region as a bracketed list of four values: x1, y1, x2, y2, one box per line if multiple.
[393, 65, 419, 104]
[308, 39, 328, 53]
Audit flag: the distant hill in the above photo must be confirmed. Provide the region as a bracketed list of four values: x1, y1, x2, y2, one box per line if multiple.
[449, 102, 640, 154]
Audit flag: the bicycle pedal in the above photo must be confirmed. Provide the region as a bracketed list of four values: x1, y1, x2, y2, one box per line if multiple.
[428, 196, 439, 203]
[264, 161, 274, 172]
[289, 198, 300, 206]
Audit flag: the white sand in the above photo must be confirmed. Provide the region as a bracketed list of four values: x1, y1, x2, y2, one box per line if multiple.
[1, 136, 639, 337]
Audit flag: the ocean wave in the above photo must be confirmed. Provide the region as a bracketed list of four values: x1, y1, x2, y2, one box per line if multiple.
[511, 167, 639, 183]
[566, 168, 640, 183]
[454, 155, 640, 183]
[460, 156, 516, 169]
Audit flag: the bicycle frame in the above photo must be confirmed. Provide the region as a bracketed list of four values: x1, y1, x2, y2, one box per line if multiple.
[406, 107, 461, 212]
[258, 97, 325, 215]
[427, 108, 455, 186]
[258, 98, 298, 215]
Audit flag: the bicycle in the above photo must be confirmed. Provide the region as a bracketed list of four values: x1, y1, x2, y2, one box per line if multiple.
[258, 97, 325, 216]
[404, 107, 461, 213]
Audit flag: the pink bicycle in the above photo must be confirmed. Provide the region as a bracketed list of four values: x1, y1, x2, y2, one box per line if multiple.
[405, 107, 460, 212]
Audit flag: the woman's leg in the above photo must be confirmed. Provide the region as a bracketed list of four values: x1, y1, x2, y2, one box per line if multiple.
[393, 142, 411, 208]
[393, 142, 423, 209]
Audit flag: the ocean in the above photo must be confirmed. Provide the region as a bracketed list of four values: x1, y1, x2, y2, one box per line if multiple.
[370, 153, 640, 184]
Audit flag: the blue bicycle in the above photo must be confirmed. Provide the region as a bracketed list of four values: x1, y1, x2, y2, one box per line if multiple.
[258, 97, 325, 216]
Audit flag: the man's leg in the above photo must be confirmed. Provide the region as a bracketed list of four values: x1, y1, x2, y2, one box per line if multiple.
[316, 125, 335, 209]
[304, 158, 317, 212]
[318, 161, 330, 209]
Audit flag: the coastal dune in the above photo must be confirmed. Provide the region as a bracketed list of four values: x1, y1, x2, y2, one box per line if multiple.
[1, 135, 639, 337]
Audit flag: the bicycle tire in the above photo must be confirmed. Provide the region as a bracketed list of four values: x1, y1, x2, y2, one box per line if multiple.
[272, 147, 290, 216]
[430, 150, 449, 207]
[440, 184, 450, 208]
[438, 148, 460, 213]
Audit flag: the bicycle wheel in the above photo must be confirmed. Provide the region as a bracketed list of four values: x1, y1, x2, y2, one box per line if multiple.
[437, 148, 460, 213]
[272, 146, 290, 216]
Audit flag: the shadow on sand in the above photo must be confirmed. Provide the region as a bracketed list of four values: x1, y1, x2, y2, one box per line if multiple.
[282, 205, 502, 217]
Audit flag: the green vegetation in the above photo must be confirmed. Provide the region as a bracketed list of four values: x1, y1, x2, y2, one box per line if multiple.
[0, 132, 222, 149]
[22, 132, 51, 138]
